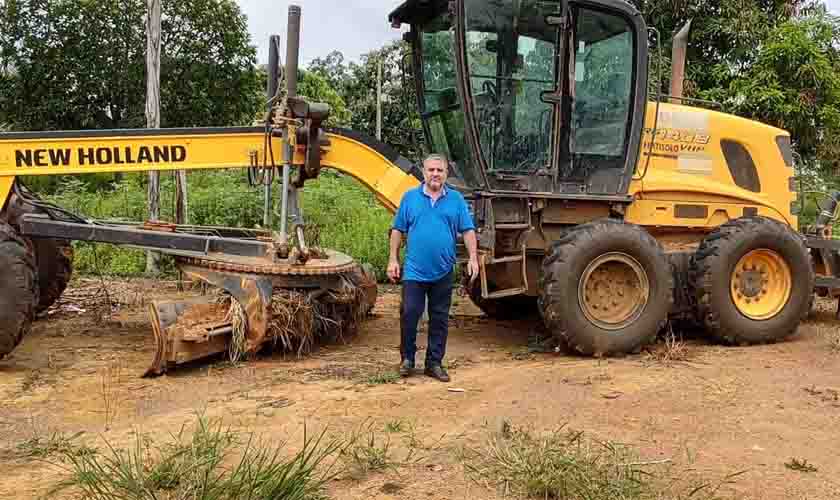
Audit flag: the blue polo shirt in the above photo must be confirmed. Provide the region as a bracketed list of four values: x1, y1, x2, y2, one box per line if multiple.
[392, 184, 476, 282]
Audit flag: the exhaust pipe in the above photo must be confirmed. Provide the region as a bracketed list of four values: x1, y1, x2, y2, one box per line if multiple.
[670, 20, 692, 103]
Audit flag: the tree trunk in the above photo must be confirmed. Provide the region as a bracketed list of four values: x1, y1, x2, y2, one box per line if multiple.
[145, 0, 161, 275]
[175, 170, 188, 225]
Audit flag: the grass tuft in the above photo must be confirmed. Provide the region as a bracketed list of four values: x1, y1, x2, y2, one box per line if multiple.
[365, 371, 400, 385]
[645, 327, 693, 366]
[16, 430, 96, 460]
[462, 421, 745, 500]
[785, 457, 818, 473]
[48, 414, 344, 500]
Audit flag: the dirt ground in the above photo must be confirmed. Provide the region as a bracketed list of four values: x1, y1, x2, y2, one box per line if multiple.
[1, 278, 840, 499]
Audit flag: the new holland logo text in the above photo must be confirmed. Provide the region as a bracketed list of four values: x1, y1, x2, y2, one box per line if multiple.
[15, 145, 187, 168]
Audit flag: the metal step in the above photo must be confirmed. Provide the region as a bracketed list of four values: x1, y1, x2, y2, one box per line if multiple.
[485, 287, 528, 299]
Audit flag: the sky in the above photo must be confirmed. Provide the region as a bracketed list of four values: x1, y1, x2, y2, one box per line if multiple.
[236, 0, 408, 67]
[236, 0, 840, 68]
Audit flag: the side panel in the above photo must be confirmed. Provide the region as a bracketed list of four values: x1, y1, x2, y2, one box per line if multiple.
[627, 102, 797, 228]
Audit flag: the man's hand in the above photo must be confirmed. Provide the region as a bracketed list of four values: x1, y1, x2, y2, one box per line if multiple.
[468, 256, 480, 284]
[387, 258, 401, 283]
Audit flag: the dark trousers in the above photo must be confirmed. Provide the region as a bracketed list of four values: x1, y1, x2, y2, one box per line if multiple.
[400, 272, 453, 368]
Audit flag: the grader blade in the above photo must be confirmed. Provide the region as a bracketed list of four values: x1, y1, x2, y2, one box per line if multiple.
[144, 248, 372, 377]
[145, 297, 232, 377]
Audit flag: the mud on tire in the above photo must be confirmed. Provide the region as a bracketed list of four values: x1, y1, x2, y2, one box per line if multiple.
[0, 223, 38, 358]
[538, 219, 673, 356]
[690, 216, 813, 345]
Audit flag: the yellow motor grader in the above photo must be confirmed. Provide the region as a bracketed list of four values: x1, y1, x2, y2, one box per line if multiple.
[0, 0, 837, 374]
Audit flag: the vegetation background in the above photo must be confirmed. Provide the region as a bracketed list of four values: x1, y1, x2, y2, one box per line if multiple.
[1, 0, 839, 280]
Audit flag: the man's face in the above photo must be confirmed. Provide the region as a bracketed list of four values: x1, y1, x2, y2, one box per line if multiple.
[423, 159, 448, 191]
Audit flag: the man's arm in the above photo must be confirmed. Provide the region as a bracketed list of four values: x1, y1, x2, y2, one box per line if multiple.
[388, 229, 403, 282]
[463, 229, 479, 282]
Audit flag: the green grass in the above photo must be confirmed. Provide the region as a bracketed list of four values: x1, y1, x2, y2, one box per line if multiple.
[39, 170, 393, 280]
[48, 414, 345, 500]
[15, 430, 96, 460]
[462, 421, 745, 500]
[364, 371, 400, 385]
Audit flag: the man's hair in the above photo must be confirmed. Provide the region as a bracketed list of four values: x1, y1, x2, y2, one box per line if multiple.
[423, 153, 448, 169]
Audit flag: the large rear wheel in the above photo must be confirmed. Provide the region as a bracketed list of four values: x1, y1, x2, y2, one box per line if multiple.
[538, 219, 673, 356]
[6, 189, 74, 313]
[690, 216, 813, 344]
[0, 223, 38, 358]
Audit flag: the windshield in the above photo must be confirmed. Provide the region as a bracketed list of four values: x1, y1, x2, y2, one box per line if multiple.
[419, 13, 483, 188]
[464, 0, 559, 174]
[569, 7, 634, 162]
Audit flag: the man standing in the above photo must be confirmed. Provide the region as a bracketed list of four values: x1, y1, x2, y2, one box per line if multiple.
[388, 154, 479, 382]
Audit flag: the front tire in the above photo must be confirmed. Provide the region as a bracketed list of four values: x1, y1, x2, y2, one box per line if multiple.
[690, 216, 813, 345]
[538, 219, 673, 356]
[0, 223, 38, 358]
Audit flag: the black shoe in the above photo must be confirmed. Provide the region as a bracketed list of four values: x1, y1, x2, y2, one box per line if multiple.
[424, 364, 450, 382]
[399, 359, 414, 377]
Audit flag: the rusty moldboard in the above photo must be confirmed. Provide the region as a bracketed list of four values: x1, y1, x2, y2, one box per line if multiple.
[145, 296, 231, 377]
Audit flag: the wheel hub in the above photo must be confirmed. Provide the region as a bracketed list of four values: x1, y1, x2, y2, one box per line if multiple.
[730, 249, 791, 320]
[579, 252, 649, 331]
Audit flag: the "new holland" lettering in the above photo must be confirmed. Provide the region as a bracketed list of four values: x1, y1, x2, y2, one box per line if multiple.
[15, 145, 187, 168]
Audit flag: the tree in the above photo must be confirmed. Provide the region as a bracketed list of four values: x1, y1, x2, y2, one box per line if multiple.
[341, 41, 423, 160]
[297, 70, 351, 127]
[0, 0, 261, 132]
[632, 0, 821, 95]
[722, 9, 840, 177]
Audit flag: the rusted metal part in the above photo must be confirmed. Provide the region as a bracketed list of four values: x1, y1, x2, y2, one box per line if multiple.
[180, 265, 273, 353]
[142, 220, 178, 232]
[175, 248, 356, 276]
[145, 297, 231, 377]
[144, 247, 374, 376]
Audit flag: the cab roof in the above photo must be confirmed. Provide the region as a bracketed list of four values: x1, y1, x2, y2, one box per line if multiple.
[388, 0, 448, 27]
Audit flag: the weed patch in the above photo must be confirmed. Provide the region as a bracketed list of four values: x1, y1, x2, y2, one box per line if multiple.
[785, 457, 818, 473]
[462, 421, 745, 500]
[15, 431, 95, 460]
[364, 371, 400, 385]
[48, 414, 344, 500]
[645, 327, 693, 366]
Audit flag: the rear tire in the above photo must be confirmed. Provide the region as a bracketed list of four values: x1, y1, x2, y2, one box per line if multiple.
[0, 223, 38, 358]
[538, 219, 673, 356]
[690, 216, 813, 345]
[467, 280, 538, 320]
[5, 189, 74, 313]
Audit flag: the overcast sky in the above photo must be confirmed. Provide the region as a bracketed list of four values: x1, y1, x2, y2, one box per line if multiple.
[236, 0, 407, 66]
[236, 0, 840, 67]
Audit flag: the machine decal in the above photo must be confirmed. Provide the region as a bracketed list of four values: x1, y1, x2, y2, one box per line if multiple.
[15, 145, 187, 168]
[677, 153, 714, 175]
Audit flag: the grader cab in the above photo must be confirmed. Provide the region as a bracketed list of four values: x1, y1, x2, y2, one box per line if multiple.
[0, 0, 839, 373]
